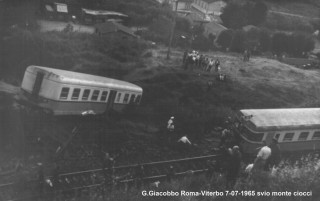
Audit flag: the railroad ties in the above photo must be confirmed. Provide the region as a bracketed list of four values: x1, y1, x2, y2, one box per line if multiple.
[0, 154, 221, 201]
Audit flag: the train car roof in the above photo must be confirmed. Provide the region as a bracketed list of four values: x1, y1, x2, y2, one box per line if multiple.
[239, 108, 320, 132]
[26, 66, 142, 92]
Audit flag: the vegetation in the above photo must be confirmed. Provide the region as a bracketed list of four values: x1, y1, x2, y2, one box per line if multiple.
[221, 0, 268, 29]
[98, 154, 320, 201]
[1, 29, 148, 81]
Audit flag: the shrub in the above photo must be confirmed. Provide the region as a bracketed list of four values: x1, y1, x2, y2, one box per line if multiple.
[271, 32, 315, 57]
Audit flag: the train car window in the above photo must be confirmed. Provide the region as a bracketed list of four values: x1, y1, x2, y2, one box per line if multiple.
[298, 132, 309, 141]
[274, 133, 280, 140]
[116, 93, 122, 102]
[241, 127, 264, 142]
[59, 87, 70, 99]
[283, 133, 294, 141]
[82, 89, 90, 100]
[91, 90, 100, 101]
[123, 93, 129, 103]
[71, 88, 81, 100]
[135, 95, 142, 104]
[129, 94, 135, 104]
[100, 91, 108, 101]
[312, 131, 320, 140]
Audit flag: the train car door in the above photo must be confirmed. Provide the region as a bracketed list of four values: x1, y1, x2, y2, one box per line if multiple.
[32, 72, 44, 98]
[106, 90, 117, 110]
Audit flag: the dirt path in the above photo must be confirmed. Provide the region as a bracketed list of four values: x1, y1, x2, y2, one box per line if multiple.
[269, 10, 320, 20]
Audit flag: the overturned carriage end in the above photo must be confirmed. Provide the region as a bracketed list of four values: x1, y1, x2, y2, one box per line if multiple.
[236, 108, 320, 154]
[20, 65, 143, 116]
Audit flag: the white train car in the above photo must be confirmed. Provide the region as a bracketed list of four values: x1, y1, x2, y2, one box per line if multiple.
[235, 108, 320, 154]
[20, 66, 143, 115]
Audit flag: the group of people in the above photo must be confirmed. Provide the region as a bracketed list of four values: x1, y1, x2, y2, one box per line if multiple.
[251, 138, 281, 173]
[182, 50, 221, 73]
[213, 116, 282, 189]
[166, 116, 192, 148]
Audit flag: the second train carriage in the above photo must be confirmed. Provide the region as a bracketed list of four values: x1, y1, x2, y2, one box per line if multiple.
[234, 108, 320, 154]
[20, 66, 143, 115]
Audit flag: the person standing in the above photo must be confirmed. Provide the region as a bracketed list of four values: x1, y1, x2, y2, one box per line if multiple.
[225, 146, 242, 189]
[214, 59, 220, 72]
[253, 141, 271, 171]
[167, 117, 174, 131]
[267, 138, 281, 168]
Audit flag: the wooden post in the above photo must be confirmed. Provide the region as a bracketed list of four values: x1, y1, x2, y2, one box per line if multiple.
[166, 0, 179, 60]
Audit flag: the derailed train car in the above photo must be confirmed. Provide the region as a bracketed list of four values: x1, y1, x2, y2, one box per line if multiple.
[20, 65, 142, 115]
[235, 108, 320, 154]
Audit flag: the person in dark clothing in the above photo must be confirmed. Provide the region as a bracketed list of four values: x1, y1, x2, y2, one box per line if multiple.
[219, 129, 230, 148]
[214, 59, 220, 72]
[166, 165, 175, 182]
[225, 146, 242, 189]
[37, 164, 45, 199]
[135, 164, 145, 188]
[206, 160, 216, 182]
[183, 50, 188, 65]
[103, 153, 115, 187]
[52, 164, 60, 191]
[267, 138, 281, 168]
[207, 80, 213, 92]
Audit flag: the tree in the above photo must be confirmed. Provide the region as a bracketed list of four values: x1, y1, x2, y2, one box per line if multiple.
[258, 28, 271, 52]
[221, 1, 268, 29]
[220, 2, 248, 29]
[216, 29, 234, 50]
[192, 35, 211, 51]
[149, 16, 172, 39]
[248, 1, 268, 26]
[230, 30, 246, 53]
[176, 17, 191, 33]
[272, 32, 290, 55]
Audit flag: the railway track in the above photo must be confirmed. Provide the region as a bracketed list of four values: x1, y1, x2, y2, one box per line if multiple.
[0, 154, 222, 201]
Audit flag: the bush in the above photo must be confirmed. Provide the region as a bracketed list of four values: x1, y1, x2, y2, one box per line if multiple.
[271, 32, 315, 57]
[264, 13, 314, 33]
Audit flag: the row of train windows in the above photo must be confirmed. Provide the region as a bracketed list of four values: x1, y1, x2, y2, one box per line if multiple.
[59, 87, 141, 103]
[275, 131, 320, 142]
[60, 88, 108, 101]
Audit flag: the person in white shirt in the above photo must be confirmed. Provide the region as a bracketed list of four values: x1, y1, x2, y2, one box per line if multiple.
[167, 116, 174, 128]
[178, 136, 192, 145]
[253, 141, 271, 171]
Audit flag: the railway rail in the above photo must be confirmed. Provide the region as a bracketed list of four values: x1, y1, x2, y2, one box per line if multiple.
[0, 154, 222, 201]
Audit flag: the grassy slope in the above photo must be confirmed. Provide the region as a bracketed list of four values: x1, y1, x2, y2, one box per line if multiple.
[107, 46, 320, 164]
[130, 46, 320, 110]
[266, 1, 320, 18]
